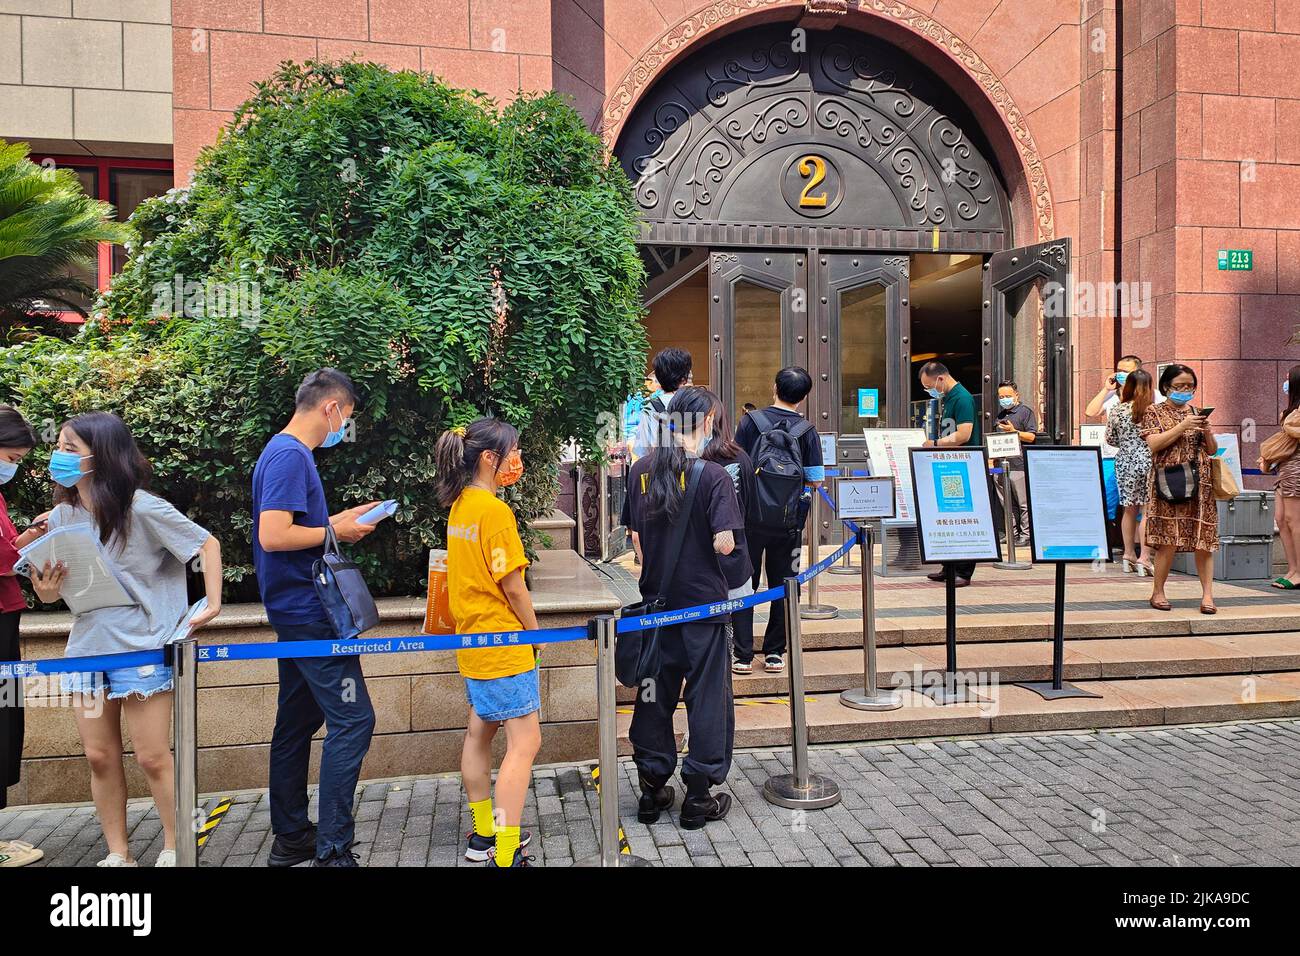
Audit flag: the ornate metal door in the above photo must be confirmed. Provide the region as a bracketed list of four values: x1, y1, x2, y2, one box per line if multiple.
[708, 250, 809, 419]
[983, 240, 1072, 443]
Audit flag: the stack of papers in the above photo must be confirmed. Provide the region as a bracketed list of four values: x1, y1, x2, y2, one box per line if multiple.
[14, 526, 134, 614]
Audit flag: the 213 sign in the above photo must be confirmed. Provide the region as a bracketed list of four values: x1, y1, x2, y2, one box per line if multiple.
[782, 152, 843, 218]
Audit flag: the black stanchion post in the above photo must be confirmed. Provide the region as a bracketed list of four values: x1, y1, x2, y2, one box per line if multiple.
[923, 564, 984, 705]
[576, 614, 650, 867]
[763, 577, 841, 809]
[1016, 562, 1101, 701]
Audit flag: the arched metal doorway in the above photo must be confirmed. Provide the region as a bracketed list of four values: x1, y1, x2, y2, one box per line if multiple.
[616, 22, 1071, 459]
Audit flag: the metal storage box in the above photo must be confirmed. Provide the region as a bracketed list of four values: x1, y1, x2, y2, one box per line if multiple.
[1171, 534, 1274, 581]
[1218, 492, 1274, 538]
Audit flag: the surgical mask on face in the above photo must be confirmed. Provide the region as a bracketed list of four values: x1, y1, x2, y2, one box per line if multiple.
[0, 460, 17, 485]
[321, 405, 351, 449]
[1114, 371, 1129, 387]
[1167, 390, 1195, 405]
[49, 450, 92, 488]
[926, 386, 943, 399]
[1286, 380, 1291, 396]
[495, 449, 524, 487]
[998, 397, 1015, 409]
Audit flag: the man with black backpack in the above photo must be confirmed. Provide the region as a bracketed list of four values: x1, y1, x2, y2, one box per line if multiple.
[732, 367, 825, 674]
[630, 348, 693, 459]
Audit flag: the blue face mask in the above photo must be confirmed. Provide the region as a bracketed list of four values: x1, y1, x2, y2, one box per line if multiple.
[1167, 390, 1195, 405]
[321, 405, 351, 449]
[926, 386, 943, 399]
[49, 450, 92, 488]
[998, 397, 1015, 409]
[1114, 371, 1129, 387]
[0, 460, 17, 485]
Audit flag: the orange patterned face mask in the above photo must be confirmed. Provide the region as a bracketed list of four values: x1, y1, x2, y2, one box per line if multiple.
[494, 448, 524, 487]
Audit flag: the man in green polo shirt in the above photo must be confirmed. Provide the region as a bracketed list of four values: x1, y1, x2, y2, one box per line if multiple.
[920, 360, 981, 587]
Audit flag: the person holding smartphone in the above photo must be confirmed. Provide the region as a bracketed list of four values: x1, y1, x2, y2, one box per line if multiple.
[0, 406, 47, 866]
[1140, 364, 1218, 613]
[253, 368, 380, 868]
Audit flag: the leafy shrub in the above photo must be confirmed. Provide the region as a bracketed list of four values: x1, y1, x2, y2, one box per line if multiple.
[0, 61, 646, 600]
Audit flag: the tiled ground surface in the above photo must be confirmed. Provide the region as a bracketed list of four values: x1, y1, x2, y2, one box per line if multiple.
[4, 719, 1298, 867]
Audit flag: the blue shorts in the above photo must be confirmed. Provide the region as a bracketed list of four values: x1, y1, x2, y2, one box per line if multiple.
[464, 665, 540, 722]
[60, 663, 174, 701]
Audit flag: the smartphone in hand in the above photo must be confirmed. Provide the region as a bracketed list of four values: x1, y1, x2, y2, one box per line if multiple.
[358, 500, 399, 525]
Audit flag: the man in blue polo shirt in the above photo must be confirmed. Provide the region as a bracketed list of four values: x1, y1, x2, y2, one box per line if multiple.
[253, 368, 380, 867]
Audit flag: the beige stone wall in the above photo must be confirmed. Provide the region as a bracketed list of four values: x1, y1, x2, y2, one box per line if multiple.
[0, 0, 172, 156]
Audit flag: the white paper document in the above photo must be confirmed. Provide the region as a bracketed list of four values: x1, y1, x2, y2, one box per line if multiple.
[14, 526, 135, 614]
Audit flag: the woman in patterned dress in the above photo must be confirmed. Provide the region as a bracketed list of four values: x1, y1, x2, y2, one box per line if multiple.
[1268, 365, 1300, 588]
[1106, 368, 1155, 575]
[1140, 364, 1218, 613]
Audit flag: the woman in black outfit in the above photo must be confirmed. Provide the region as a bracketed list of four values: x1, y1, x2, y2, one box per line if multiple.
[619, 387, 744, 829]
[0, 407, 46, 866]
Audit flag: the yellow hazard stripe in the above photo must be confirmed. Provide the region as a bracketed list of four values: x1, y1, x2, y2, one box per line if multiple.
[196, 798, 232, 849]
[617, 697, 815, 715]
[588, 767, 632, 855]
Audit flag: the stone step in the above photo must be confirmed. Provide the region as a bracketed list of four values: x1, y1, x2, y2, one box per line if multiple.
[746, 603, 1300, 649]
[721, 632, 1300, 697]
[616, 671, 1300, 752]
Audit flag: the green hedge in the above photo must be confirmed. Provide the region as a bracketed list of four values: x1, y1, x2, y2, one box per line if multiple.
[0, 61, 647, 601]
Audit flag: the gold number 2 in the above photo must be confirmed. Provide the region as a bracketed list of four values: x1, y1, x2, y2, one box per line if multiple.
[798, 155, 828, 208]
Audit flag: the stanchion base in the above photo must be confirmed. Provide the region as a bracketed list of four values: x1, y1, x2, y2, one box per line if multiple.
[922, 684, 987, 705]
[573, 854, 654, 867]
[839, 687, 904, 712]
[799, 604, 839, 620]
[1015, 680, 1102, 701]
[827, 563, 861, 575]
[992, 561, 1033, 570]
[762, 773, 841, 809]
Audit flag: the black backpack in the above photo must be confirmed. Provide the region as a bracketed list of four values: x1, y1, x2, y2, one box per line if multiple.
[748, 409, 813, 532]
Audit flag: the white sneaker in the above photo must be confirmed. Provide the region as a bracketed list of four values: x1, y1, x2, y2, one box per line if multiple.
[96, 852, 138, 868]
[155, 849, 176, 867]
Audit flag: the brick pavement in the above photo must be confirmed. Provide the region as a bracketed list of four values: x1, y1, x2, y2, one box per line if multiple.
[3, 719, 1297, 867]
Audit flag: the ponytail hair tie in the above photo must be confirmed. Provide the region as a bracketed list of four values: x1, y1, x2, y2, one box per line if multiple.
[451, 426, 467, 437]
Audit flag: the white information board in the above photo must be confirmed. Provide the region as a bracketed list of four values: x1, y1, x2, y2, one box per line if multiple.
[1023, 446, 1109, 563]
[1213, 433, 1244, 492]
[1079, 424, 1118, 459]
[864, 428, 926, 523]
[836, 477, 897, 520]
[908, 448, 1002, 563]
[987, 432, 1022, 460]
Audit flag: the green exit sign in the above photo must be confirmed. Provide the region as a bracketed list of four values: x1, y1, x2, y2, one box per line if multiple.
[1217, 249, 1253, 271]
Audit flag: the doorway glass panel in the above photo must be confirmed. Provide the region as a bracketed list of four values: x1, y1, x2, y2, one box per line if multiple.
[1005, 280, 1047, 433]
[733, 281, 782, 413]
[838, 284, 886, 434]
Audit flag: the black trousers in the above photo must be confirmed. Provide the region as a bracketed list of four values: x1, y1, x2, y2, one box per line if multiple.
[0, 610, 22, 810]
[630, 620, 734, 788]
[731, 527, 801, 661]
[946, 561, 976, 581]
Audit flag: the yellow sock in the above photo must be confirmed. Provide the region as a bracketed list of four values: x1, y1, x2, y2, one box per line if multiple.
[469, 798, 494, 839]
[495, 825, 521, 867]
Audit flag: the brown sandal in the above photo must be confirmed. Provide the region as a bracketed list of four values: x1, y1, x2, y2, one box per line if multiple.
[1149, 596, 1172, 612]
[1200, 604, 1217, 615]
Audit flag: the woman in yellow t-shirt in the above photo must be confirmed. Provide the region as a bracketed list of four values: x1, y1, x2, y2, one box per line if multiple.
[434, 418, 540, 868]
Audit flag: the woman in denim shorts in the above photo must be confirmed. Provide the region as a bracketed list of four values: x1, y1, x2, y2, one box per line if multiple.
[434, 418, 541, 868]
[30, 413, 223, 867]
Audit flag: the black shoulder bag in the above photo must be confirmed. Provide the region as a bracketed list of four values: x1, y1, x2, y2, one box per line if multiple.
[616, 459, 706, 688]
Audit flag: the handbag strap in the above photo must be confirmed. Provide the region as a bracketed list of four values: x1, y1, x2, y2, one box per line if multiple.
[654, 458, 706, 601]
[322, 522, 341, 556]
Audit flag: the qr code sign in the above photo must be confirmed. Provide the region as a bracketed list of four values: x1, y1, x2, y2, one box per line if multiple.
[940, 475, 964, 499]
